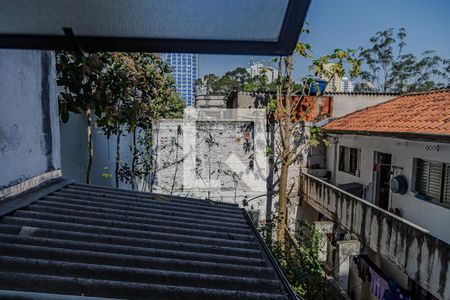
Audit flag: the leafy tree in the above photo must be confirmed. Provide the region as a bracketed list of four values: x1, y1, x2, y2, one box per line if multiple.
[99, 53, 141, 188]
[114, 53, 183, 190]
[196, 66, 278, 95]
[243, 73, 274, 92]
[57, 52, 183, 187]
[356, 28, 449, 93]
[260, 219, 339, 299]
[57, 52, 115, 184]
[195, 74, 221, 95]
[273, 34, 360, 243]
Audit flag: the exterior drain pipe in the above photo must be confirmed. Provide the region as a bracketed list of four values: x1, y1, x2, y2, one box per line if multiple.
[332, 135, 339, 185]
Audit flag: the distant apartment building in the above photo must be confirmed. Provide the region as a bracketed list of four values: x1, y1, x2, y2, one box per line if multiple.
[340, 77, 354, 92]
[164, 53, 198, 106]
[246, 61, 278, 84]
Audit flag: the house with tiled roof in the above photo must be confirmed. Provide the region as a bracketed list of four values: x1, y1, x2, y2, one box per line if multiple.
[293, 90, 450, 300]
[323, 89, 450, 140]
[322, 89, 450, 238]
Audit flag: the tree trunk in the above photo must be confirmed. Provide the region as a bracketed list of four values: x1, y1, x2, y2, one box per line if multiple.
[115, 124, 121, 188]
[131, 129, 137, 190]
[277, 163, 289, 244]
[266, 117, 276, 221]
[85, 108, 93, 184]
[276, 56, 293, 245]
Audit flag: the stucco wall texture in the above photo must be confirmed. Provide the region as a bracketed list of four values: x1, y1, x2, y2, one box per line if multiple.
[0, 50, 60, 192]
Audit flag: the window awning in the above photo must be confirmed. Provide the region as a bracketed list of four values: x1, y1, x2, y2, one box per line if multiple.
[0, 0, 311, 55]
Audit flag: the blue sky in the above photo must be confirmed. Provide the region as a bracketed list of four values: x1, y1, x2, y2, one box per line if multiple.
[199, 0, 450, 79]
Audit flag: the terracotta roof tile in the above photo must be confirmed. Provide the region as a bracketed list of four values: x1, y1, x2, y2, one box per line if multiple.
[323, 90, 450, 137]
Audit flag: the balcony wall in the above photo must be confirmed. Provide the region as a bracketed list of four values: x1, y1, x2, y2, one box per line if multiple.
[0, 50, 61, 198]
[299, 172, 450, 300]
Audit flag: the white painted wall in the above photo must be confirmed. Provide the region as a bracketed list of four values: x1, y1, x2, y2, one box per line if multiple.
[60, 113, 133, 189]
[152, 109, 268, 218]
[326, 134, 450, 242]
[0, 50, 61, 196]
[331, 94, 397, 118]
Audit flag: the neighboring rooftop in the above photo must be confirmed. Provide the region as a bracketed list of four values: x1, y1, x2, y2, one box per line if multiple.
[324, 91, 400, 96]
[195, 95, 227, 109]
[323, 90, 450, 140]
[0, 182, 295, 300]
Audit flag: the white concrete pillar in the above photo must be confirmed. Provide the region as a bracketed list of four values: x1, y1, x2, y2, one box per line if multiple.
[313, 221, 333, 262]
[336, 240, 360, 292]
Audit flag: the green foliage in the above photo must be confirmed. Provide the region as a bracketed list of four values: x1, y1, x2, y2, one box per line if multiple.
[268, 98, 277, 113]
[196, 66, 278, 95]
[101, 166, 113, 179]
[273, 46, 360, 167]
[57, 52, 112, 123]
[356, 28, 449, 93]
[57, 51, 183, 126]
[310, 48, 361, 87]
[57, 51, 184, 188]
[117, 127, 154, 186]
[260, 219, 337, 300]
[271, 24, 361, 243]
[309, 126, 329, 147]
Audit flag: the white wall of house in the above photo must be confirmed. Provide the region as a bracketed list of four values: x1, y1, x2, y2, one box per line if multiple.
[0, 50, 61, 198]
[330, 93, 397, 118]
[326, 133, 450, 242]
[60, 113, 134, 189]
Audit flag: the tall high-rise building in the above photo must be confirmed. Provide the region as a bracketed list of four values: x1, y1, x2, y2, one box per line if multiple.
[164, 53, 198, 106]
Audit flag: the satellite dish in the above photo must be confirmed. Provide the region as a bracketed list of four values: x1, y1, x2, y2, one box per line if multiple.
[390, 175, 408, 195]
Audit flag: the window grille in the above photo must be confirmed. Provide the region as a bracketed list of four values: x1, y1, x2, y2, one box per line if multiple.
[443, 164, 450, 206]
[338, 146, 361, 177]
[415, 158, 450, 208]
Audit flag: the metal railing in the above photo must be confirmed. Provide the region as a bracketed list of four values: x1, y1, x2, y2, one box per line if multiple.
[242, 208, 301, 300]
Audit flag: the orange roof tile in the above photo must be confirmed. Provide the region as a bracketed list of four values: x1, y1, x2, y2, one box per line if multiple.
[323, 90, 450, 137]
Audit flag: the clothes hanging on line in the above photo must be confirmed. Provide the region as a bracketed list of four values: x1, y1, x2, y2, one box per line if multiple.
[354, 256, 370, 282]
[354, 255, 410, 300]
[383, 281, 410, 300]
[369, 267, 389, 300]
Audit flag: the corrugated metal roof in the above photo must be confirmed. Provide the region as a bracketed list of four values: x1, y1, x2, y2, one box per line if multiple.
[0, 182, 295, 299]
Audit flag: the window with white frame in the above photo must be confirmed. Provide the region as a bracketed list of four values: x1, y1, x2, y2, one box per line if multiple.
[338, 146, 361, 176]
[414, 158, 450, 208]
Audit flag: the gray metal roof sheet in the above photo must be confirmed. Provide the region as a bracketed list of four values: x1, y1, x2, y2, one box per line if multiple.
[0, 181, 295, 299]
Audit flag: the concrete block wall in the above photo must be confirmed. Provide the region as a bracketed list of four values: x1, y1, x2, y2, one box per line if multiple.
[152, 119, 267, 216]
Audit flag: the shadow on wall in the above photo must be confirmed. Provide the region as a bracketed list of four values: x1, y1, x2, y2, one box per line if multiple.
[0, 50, 61, 197]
